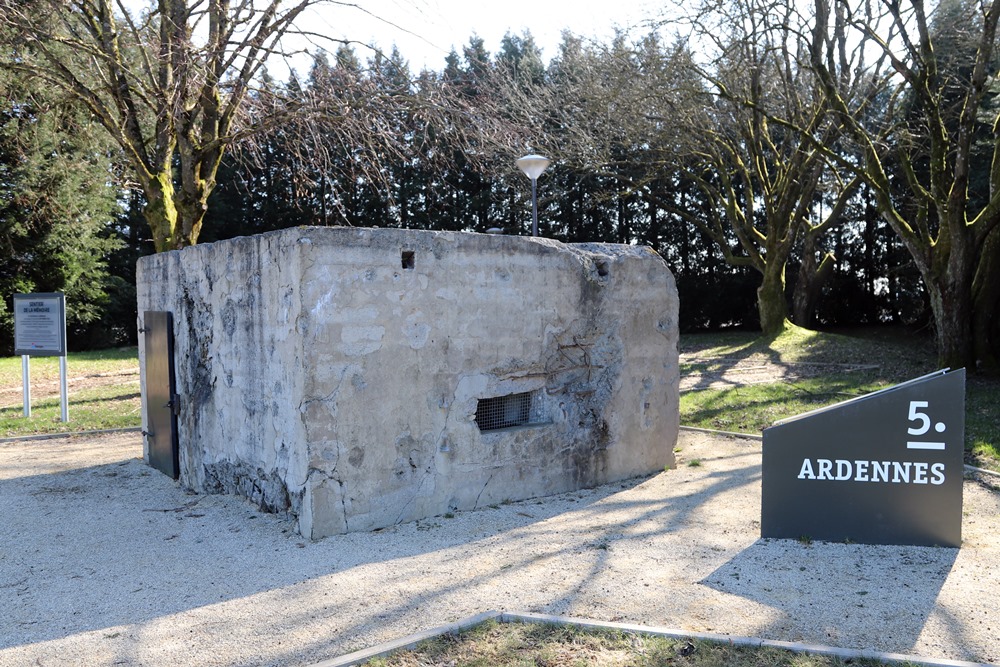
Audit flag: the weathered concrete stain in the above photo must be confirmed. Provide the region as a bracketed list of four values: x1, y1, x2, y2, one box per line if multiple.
[137, 227, 679, 539]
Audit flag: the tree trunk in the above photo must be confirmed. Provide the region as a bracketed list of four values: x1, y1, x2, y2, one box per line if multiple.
[757, 263, 789, 335]
[141, 171, 209, 252]
[972, 226, 1000, 373]
[142, 172, 180, 253]
[913, 207, 980, 370]
[792, 235, 836, 327]
[926, 275, 976, 371]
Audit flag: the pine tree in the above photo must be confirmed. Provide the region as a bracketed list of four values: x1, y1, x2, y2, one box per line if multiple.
[0, 66, 121, 352]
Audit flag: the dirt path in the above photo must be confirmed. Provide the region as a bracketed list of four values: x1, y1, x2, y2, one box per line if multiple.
[679, 353, 877, 391]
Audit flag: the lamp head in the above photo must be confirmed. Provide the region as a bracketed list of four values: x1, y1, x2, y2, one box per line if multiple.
[516, 154, 551, 180]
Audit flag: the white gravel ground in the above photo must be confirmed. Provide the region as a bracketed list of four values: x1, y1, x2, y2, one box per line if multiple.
[1, 430, 998, 667]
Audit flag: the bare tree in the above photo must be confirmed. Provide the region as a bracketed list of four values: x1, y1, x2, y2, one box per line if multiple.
[497, 8, 859, 333]
[809, 0, 1000, 369]
[0, 0, 368, 251]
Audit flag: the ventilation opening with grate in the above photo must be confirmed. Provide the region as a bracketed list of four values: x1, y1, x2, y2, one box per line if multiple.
[475, 390, 546, 432]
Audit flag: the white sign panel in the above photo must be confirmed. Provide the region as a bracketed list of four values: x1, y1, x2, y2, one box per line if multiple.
[14, 293, 67, 356]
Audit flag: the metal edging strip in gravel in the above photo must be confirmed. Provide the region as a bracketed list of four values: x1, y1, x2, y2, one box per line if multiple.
[308, 611, 502, 667]
[0, 426, 142, 444]
[500, 612, 996, 667]
[965, 463, 1000, 479]
[312, 610, 996, 667]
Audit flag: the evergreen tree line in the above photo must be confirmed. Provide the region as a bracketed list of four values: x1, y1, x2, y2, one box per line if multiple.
[199, 35, 931, 335]
[2, 0, 997, 370]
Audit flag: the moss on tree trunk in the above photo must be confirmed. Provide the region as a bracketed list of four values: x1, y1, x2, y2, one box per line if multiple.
[757, 264, 789, 335]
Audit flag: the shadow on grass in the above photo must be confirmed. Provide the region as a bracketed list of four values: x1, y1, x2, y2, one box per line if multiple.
[680, 325, 937, 394]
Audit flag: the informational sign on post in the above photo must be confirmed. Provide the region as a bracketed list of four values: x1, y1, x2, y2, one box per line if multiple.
[13, 292, 69, 421]
[14, 292, 66, 356]
[761, 368, 964, 547]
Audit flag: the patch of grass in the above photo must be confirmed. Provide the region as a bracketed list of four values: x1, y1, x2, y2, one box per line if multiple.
[966, 378, 1000, 468]
[687, 459, 702, 467]
[361, 619, 893, 667]
[680, 376, 889, 434]
[0, 383, 141, 438]
[0, 348, 140, 437]
[680, 327, 1000, 472]
[680, 324, 935, 377]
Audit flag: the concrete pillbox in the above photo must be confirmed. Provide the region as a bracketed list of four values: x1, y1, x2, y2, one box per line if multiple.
[137, 227, 680, 538]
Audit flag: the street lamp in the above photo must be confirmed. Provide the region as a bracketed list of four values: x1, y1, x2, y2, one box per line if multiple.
[516, 154, 551, 237]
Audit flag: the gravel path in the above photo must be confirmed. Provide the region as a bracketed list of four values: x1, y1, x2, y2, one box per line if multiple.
[1, 430, 998, 666]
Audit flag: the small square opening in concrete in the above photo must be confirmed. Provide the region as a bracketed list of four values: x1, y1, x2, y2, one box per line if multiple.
[475, 390, 545, 431]
[401, 250, 415, 270]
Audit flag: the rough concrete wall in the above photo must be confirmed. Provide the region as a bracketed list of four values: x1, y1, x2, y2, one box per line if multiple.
[137, 227, 679, 539]
[290, 228, 678, 538]
[137, 233, 309, 517]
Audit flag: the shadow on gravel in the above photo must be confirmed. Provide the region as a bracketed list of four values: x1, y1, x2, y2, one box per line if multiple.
[0, 434, 655, 652]
[15, 433, 989, 666]
[0, 433, 763, 665]
[268, 449, 764, 666]
[702, 539, 958, 650]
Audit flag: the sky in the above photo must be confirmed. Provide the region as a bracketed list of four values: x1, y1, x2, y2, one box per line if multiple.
[296, 0, 668, 72]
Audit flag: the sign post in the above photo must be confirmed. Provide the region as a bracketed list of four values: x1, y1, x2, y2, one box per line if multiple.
[21, 355, 30, 418]
[13, 293, 68, 422]
[761, 369, 964, 547]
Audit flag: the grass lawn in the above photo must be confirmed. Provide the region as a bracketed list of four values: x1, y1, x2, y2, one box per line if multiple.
[0, 347, 140, 438]
[679, 324, 1000, 471]
[361, 619, 898, 667]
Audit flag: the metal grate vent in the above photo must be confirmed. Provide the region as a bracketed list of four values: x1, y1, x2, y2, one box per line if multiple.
[475, 391, 545, 431]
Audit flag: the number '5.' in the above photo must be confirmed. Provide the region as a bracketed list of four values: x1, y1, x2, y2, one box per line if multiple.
[908, 400, 931, 436]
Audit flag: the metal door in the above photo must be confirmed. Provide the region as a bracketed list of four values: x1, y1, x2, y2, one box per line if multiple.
[142, 311, 179, 479]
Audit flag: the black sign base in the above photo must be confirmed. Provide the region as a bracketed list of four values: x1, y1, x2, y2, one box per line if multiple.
[761, 369, 964, 548]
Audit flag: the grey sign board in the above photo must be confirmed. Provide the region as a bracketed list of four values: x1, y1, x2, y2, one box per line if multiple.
[761, 368, 964, 547]
[13, 292, 67, 357]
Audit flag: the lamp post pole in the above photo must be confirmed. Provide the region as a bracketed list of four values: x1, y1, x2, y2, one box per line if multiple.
[530, 177, 539, 237]
[516, 154, 551, 237]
